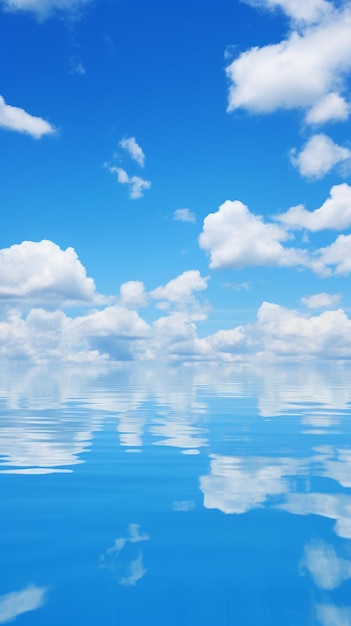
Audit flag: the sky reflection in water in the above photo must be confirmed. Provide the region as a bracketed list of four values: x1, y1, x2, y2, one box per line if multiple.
[1, 363, 351, 625]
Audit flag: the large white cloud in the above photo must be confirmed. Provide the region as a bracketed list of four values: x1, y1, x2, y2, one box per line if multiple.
[290, 134, 351, 179]
[256, 302, 351, 358]
[278, 184, 351, 231]
[226, 5, 351, 124]
[0, 95, 55, 138]
[198, 199, 306, 270]
[199, 195, 351, 277]
[0, 240, 98, 302]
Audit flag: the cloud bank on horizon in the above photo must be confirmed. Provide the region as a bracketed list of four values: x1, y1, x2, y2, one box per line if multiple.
[1, 0, 351, 364]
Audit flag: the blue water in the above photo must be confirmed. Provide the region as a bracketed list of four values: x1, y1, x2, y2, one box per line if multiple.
[1, 363, 351, 625]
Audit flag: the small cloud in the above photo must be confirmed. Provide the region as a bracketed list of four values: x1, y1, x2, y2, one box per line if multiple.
[173, 500, 195, 511]
[105, 165, 151, 199]
[290, 134, 351, 180]
[119, 554, 146, 587]
[173, 208, 196, 223]
[0, 95, 55, 139]
[69, 56, 86, 75]
[0, 586, 47, 623]
[119, 137, 145, 167]
[301, 293, 341, 309]
[0, 0, 92, 20]
[222, 281, 251, 291]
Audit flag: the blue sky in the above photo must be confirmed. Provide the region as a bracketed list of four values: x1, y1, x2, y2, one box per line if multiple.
[1, 0, 351, 363]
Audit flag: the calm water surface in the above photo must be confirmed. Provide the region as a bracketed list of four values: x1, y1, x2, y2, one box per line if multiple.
[1, 363, 351, 625]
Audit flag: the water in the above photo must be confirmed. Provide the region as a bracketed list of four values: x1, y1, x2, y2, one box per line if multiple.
[1, 363, 351, 625]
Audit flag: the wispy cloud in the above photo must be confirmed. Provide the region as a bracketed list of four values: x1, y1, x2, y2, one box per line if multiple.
[119, 137, 145, 167]
[0, 586, 47, 623]
[105, 165, 151, 199]
[0, 95, 55, 139]
[173, 208, 196, 223]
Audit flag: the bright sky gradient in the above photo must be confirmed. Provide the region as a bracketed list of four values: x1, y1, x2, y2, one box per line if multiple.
[1, 0, 351, 364]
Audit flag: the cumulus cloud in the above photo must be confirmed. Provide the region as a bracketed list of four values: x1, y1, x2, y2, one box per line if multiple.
[105, 166, 151, 199]
[277, 184, 351, 231]
[0, 95, 55, 139]
[256, 302, 351, 358]
[317, 234, 351, 276]
[306, 92, 350, 125]
[226, 5, 351, 125]
[0, 0, 91, 19]
[199, 199, 306, 270]
[0, 240, 98, 302]
[119, 137, 145, 167]
[301, 293, 341, 309]
[119, 281, 147, 308]
[290, 134, 351, 179]
[151, 270, 208, 306]
[173, 208, 196, 223]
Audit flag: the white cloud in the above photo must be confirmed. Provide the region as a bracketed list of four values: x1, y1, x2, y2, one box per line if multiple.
[0, 0, 91, 19]
[256, 302, 351, 359]
[279, 492, 351, 538]
[301, 541, 351, 590]
[316, 604, 351, 626]
[119, 137, 145, 167]
[290, 134, 351, 179]
[199, 199, 306, 270]
[0, 240, 97, 302]
[69, 56, 86, 76]
[277, 184, 351, 231]
[301, 292, 341, 309]
[105, 166, 151, 199]
[173, 208, 196, 223]
[0, 95, 55, 139]
[245, 0, 332, 25]
[0, 586, 47, 623]
[119, 280, 147, 308]
[200, 454, 294, 514]
[100, 524, 149, 587]
[317, 234, 351, 276]
[226, 6, 351, 124]
[306, 92, 350, 124]
[151, 270, 208, 305]
[119, 554, 146, 587]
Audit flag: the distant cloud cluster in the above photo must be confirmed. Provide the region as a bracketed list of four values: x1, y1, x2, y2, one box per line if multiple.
[1, 234, 351, 364]
[104, 136, 151, 199]
[173, 208, 196, 223]
[199, 185, 351, 276]
[226, 0, 351, 179]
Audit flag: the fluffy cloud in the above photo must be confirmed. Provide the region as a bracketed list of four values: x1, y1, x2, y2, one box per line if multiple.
[316, 604, 351, 626]
[150, 270, 208, 306]
[0, 240, 98, 302]
[173, 208, 196, 223]
[256, 302, 351, 358]
[105, 166, 151, 199]
[119, 281, 147, 308]
[301, 292, 341, 309]
[199, 199, 306, 270]
[119, 137, 145, 167]
[226, 5, 351, 124]
[0, 0, 91, 19]
[290, 134, 351, 179]
[246, 0, 332, 25]
[199, 195, 351, 277]
[277, 184, 351, 231]
[0, 95, 55, 139]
